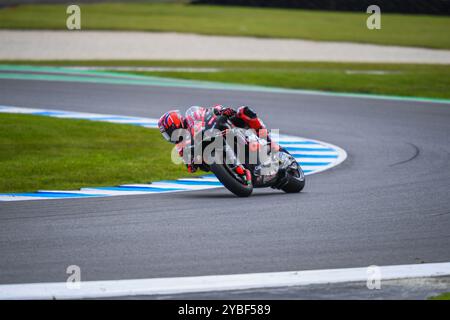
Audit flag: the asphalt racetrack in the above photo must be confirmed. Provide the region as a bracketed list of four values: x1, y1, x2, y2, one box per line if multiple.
[1, 73, 450, 287]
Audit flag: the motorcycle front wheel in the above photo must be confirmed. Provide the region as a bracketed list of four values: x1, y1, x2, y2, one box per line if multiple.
[210, 163, 253, 197]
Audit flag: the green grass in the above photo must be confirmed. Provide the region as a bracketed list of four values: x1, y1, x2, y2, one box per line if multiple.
[0, 113, 193, 193]
[2, 60, 450, 99]
[428, 292, 450, 300]
[1, 3, 450, 48]
[128, 63, 450, 99]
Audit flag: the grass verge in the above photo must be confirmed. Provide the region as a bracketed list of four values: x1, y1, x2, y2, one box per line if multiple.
[4, 60, 447, 100]
[120, 62, 450, 100]
[0, 113, 192, 193]
[428, 292, 450, 300]
[1, 3, 450, 49]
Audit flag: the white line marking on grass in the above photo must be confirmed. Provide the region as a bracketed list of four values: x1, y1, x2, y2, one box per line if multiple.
[0, 262, 449, 300]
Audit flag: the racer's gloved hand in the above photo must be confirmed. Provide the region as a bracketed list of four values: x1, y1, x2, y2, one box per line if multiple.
[220, 107, 236, 117]
[187, 164, 197, 173]
[187, 154, 202, 173]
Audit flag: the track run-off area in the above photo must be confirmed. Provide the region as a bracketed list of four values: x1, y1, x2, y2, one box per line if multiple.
[0, 65, 449, 298]
[0, 105, 346, 201]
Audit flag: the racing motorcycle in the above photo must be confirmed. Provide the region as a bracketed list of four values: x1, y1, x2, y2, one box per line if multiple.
[181, 107, 305, 197]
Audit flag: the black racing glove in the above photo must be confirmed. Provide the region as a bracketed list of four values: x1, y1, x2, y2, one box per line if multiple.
[219, 107, 237, 117]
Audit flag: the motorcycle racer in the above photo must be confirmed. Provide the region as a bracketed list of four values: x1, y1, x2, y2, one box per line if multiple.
[158, 105, 278, 173]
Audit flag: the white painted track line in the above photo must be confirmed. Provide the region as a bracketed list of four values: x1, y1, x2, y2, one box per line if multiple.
[0, 195, 53, 201]
[79, 188, 160, 195]
[38, 190, 112, 195]
[0, 262, 449, 299]
[122, 183, 221, 190]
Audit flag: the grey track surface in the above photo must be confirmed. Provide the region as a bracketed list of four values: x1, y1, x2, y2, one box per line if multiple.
[1, 77, 450, 288]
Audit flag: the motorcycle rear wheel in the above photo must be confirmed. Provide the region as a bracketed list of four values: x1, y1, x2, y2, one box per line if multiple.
[281, 166, 306, 193]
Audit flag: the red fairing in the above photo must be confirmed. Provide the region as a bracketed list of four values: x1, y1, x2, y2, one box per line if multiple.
[235, 165, 245, 175]
[245, 169, 252, 182]
[236, 107, 264, 130]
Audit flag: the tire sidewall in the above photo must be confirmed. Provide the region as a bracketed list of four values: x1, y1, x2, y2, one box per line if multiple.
[210, 163, 253, 197]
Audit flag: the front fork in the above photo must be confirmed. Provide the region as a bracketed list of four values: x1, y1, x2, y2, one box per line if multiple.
[223, 144, 252, 185]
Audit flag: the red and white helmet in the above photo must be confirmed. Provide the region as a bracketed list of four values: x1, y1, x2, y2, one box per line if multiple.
[158, 110, 185, 143]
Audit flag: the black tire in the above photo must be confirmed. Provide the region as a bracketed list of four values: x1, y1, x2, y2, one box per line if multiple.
[281, 167, 306, 193]
[210, 163, 253, 197]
